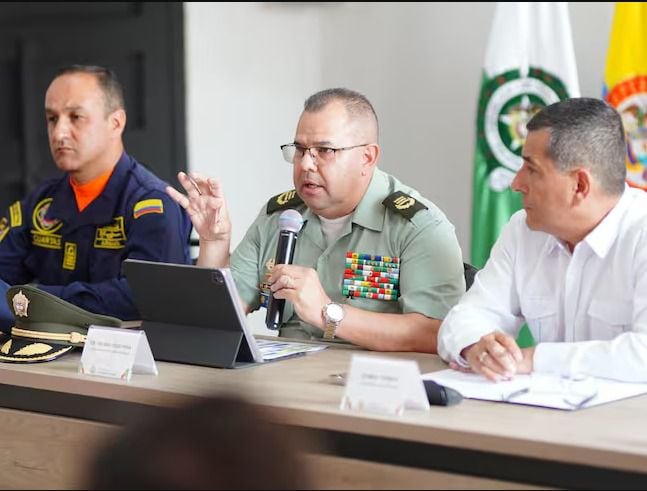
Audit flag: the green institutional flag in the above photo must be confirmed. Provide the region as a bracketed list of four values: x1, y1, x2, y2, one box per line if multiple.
[471, 74, 524, 269]
[471, 3, 581, 346]
[470, 3, 580, 269]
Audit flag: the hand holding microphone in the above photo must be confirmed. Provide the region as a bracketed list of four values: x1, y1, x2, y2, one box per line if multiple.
[265, 210, 304, 330]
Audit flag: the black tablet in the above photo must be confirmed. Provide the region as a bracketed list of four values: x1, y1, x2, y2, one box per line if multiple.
[122, 259, 263, 368]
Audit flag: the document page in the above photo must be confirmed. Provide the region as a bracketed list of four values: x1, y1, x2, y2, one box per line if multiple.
[423, 369, 647, 410]
[256, 338, 327, 361]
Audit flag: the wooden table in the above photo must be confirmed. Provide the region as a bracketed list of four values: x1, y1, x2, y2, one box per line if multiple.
[0, 346, 646, 489]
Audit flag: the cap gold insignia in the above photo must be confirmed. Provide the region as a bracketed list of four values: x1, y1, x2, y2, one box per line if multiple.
[14, 343, 52, 357]
[12, 290, 30, 318]
[1, 340, 11, 355]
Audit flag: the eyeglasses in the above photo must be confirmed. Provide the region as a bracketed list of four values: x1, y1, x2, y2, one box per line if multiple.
[280, 143, 370, 165]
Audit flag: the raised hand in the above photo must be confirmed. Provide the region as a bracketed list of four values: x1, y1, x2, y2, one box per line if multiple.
[166, 172, 231, 242]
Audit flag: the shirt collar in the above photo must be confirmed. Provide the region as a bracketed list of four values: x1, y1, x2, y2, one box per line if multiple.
[541, 187, 630, 259]
[48, 152, 133, 225]
[350, 168, 387, 232]
[545, 234, 567, 256]
[583, 186, 631, 258]
[300, 207, 324, 251]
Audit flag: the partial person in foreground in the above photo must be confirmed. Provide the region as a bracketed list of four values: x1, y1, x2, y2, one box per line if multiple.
[167, 88, 465, 353]
[0, 65, 192, 330]
[438, 97, 647, 383]
[88, 394, 312, 490]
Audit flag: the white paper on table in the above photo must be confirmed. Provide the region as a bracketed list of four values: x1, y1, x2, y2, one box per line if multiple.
[423, 369, 647, 410]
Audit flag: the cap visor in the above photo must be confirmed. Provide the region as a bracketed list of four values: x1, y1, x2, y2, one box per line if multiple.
[0, 333, 75, 363]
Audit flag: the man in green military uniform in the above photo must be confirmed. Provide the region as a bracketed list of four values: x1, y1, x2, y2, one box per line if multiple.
[167, 88, 465, 353]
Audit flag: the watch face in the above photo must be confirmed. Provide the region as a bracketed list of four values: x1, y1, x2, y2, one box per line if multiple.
[326, 303, 344, 322]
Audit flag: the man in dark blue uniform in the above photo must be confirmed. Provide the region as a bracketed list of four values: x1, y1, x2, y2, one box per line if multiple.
[0, 65, 191, 330]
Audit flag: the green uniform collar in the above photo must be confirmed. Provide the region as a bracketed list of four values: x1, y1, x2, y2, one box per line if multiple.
[350, 168, 387, 232]
[299, 168, 387, 246]
[300, 208, 326, 250]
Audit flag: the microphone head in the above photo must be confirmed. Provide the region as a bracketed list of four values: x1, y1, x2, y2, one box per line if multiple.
[278, 209, 304, 234]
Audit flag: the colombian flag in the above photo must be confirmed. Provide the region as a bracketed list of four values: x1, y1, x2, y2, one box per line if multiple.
[133, 199, 164, 219]
[603, 2, 647, 189]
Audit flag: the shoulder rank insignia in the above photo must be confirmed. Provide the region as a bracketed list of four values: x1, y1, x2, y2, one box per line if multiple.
[382, 191, 428, 220]
[9, 201, 22, 227]
[266, 190, 304, 214]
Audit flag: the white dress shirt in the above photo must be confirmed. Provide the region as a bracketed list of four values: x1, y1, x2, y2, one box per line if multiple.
[438, 187, 647, 382]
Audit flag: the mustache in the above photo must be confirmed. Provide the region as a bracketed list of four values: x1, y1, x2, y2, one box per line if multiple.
[301, 172, 323, 186]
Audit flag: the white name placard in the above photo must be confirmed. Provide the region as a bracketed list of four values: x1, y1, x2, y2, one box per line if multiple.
[79, 326, 158, 381]
[340, 354, 430, 415]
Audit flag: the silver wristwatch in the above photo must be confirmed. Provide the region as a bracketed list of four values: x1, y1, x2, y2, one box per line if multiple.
[322, 302, 345, 340]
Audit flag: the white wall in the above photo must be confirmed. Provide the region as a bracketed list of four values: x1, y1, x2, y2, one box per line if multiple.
[314, 1, 614, 256]
[185, 2, 327, 333]
[185, 2, 615, 333]
[185, 2, 323, 245]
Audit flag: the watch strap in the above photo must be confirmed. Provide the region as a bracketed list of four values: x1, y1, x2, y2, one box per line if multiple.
[323, 319, 337, 340]
[322, 303, 343, 340]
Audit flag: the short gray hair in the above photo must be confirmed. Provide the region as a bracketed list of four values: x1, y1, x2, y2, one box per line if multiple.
[304, 88, 379, 141]
[526, 97, 626, 195]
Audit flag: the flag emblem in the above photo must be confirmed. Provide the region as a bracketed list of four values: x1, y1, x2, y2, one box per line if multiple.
[471, 2, 579, 270]
[603, 3, 647, 190]
[133, 199, 164, 219]
[606, 77, 647, 188]
[477, 68, 568, 192]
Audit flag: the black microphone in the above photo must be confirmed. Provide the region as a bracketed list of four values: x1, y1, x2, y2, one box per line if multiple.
[423, 379, 463, 406]
[265, 209, 304, 330]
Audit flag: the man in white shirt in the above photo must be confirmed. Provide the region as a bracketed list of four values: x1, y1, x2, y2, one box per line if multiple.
[438, 97, 647, 383]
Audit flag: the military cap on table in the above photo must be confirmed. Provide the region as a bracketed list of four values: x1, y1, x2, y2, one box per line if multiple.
[0, 285, 122, 363]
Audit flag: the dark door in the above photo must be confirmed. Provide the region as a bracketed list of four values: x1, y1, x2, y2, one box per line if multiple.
[0, 2, 186, 212]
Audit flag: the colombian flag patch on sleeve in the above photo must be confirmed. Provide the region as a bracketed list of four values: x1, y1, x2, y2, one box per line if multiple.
[133, 199, 164, 219]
